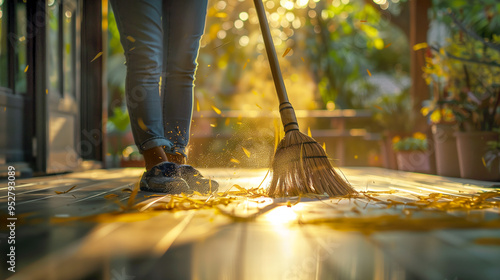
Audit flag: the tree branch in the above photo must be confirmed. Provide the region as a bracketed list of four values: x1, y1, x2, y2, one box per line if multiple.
[448, 11, 500, 53]
[431, 46, 500, 68]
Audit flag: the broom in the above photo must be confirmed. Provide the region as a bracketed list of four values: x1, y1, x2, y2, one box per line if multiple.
[253, 0, 356, 197]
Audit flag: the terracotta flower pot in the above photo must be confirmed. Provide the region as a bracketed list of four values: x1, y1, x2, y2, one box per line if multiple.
[432, 124, 460, 177]
[455, 131, 500, 181]
[396, 150, 433, 173]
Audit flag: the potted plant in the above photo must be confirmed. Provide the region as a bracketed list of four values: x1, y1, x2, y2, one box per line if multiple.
[421, 48, 461, 177]
[393, 132, 434, 174]
[484, 131, 500, 177]
[372, 90, 413, 170]
[425, 3, 500, 180]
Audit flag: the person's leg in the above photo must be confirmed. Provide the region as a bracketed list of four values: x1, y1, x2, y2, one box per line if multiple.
[110, 0, 172, 170]
[161, 0, 209, 164]
[110, 0, 189, 193]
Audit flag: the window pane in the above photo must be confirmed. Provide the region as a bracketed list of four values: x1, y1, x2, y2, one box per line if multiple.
[0, 0, 8, 88]
[15, 0, 27, 94]
[47, 0, 60, 95]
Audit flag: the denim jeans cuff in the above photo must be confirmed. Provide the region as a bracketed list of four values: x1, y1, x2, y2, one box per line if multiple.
[138, 137, 174, 153]
[164, 145, 188, 158]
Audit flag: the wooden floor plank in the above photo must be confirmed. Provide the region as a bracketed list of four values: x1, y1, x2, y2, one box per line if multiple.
[2, 167, 499, 279]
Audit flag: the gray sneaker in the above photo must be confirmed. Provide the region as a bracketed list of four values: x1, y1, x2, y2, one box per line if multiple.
[177, 164, 219, 193]
[140, 162, 189, 193]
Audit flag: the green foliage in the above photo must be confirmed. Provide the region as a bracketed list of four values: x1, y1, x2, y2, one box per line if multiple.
[107, 107, 130, 133]
[372, 89, 412, 133]
[304, 0, 410, 109]
[426, 0, 500, 131]
[393, 137, 428, 152]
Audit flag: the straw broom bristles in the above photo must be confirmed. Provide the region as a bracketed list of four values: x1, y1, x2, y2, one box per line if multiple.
[267, 102, 357, 197]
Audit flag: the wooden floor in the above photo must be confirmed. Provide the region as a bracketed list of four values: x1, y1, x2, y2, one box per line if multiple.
[1, 167, 500, 280]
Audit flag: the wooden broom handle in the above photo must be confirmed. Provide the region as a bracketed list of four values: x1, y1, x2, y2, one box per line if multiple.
[253, 0, 288, 104]
[254, 0, 299, 132]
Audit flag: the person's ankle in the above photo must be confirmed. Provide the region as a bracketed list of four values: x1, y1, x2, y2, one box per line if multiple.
[168, 153, 186, 165]
[143, 146, 169, 171]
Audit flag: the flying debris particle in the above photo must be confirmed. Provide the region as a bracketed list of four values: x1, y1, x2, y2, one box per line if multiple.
[225, 118, 230, 126]
[208, 64, 211, 67]
[360, 20, 367, 23]
[243, 59, 250, 70]
[252, 90, 258, 96]
[282, 47, 292, 57]
[242, 147, 251, 158]
[322, 142, 326, 150]
[24, 65, 29, 73]
[211, 105, 221, 115]
[354, 155, 358, 159]
[138, 118, 148, 131]
[373, 105, 383, 111]
[230, 158, 240, 164]
[482, 157, 486, 167]
[256, 104, 262, 110]
[301, 57, 305, 62]
[196, 100, 200, 112]
[366, 69, 372, 76]
[91, 52, 103, 62]
[126, 36, 136, 42]
[55, 185, 77, 194]
[210, 123, 217, 127]
[129, 47, 136, 51]
[384, 43, 392, 48]
[46, 89, 48, 94]
[307, 127, 312, 137]
[215, 12, 228, 18]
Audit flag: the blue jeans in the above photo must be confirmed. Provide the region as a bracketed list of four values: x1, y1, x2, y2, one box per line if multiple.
[110, 0, 208, 157]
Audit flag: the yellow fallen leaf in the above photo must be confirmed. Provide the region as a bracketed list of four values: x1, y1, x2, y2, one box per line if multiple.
[211, 105, 221, 115]
[256, 104, 262, 109]
[104, 194, 119, 199]
[91, 51, 103, 62]
[413, 42, 428, 51]
[366, 69, 372, 76]
[196, 100, 200, 112]
[474, 237, 500, 246]
[24, 65, 29, 73]
[55, 185, 77, 194]
[242, 147, 251, 158]
[230, 158, 240, 164]
[210, 123, 217, 127]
